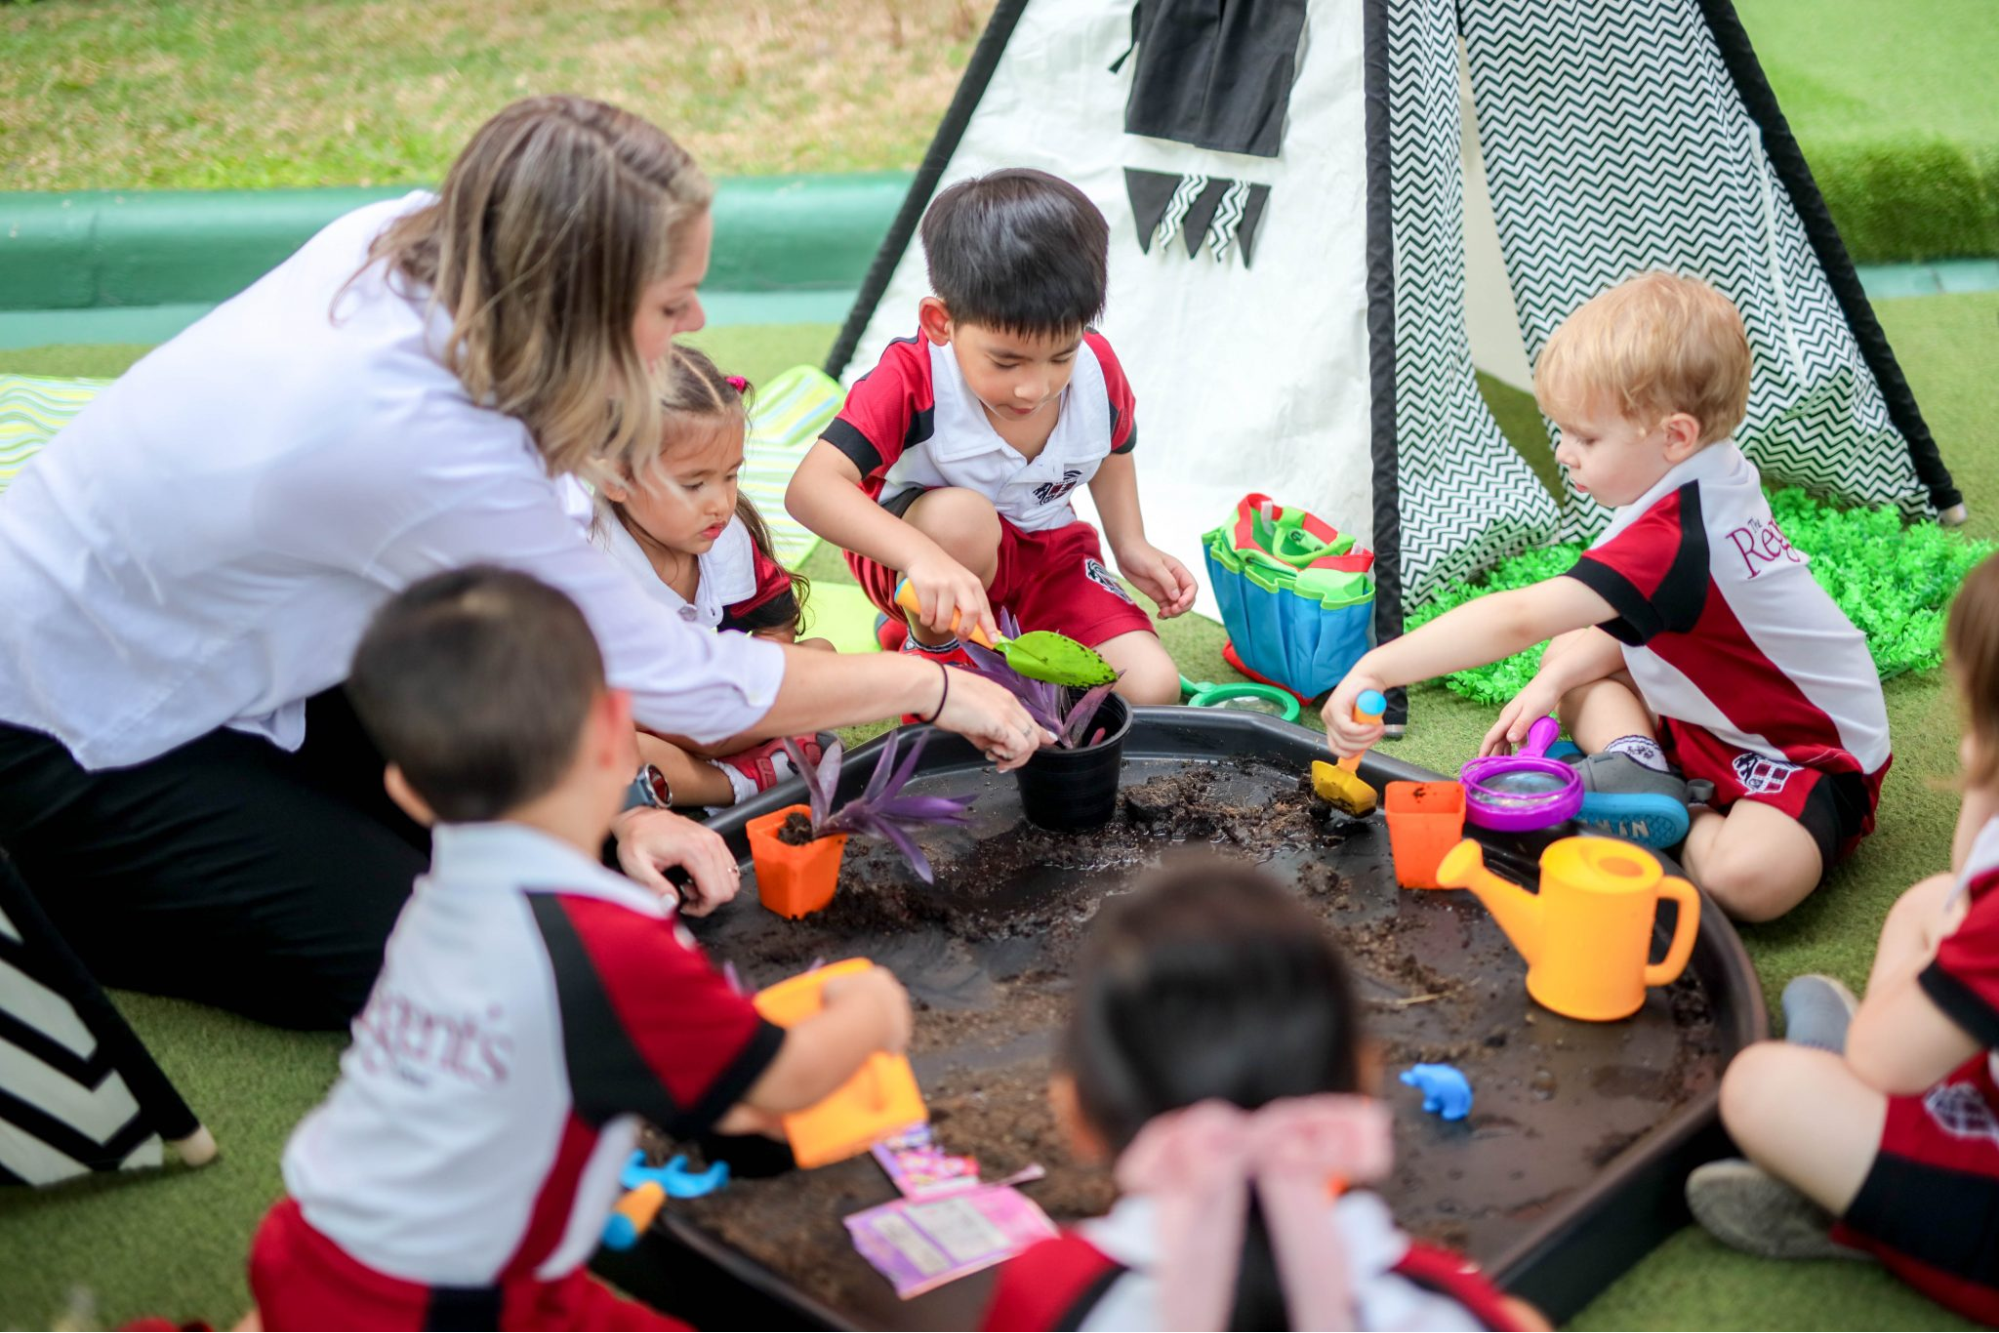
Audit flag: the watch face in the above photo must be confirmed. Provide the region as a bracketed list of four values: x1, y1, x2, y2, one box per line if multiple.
[641, 764, 671, 808]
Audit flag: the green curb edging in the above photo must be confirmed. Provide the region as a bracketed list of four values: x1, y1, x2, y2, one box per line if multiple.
[0, 173, 913, 313]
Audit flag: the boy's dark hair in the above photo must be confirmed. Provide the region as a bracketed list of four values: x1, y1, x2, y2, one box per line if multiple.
[1061, 862, 1363, 1332]
[348, 566, 606, 823]
[919, 169, 1108, 339]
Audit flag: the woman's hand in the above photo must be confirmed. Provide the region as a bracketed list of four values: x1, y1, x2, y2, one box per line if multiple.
[1116, 541, 1197, 619]
[901, 552, 996, 644]
[930, 666, 1054, 771]
[1479, 670, 1570, 757]
[610, 807, 741, 915]
[1321, 672, 1388, 757]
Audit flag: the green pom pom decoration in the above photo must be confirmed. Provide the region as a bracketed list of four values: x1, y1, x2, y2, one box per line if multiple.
[1405, 488, 1993, 707]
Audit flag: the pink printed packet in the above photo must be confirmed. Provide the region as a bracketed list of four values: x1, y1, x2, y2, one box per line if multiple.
[844, 1184, 1058, 1299]
[870, 1123, 983, 1198]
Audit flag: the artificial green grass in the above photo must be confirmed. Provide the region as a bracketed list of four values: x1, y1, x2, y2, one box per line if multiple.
[0, 293, 1995, 1329]
[1736, 0, 1999, 263]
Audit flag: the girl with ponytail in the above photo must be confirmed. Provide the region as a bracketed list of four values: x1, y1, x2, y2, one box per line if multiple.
[980, 864, 1542, 1332]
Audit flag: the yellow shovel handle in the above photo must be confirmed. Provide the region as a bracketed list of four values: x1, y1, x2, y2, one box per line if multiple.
[892, 579, 995, 649]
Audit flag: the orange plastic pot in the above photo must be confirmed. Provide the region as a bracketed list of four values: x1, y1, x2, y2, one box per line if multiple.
[746, 804, 847, 919]
[1384, 781, 1465, 890]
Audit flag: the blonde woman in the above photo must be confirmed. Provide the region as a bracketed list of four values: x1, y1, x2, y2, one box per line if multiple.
[0, 97, 1043, 1030]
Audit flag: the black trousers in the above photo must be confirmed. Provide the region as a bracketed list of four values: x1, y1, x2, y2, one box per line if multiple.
[0, 690, 428, 1031]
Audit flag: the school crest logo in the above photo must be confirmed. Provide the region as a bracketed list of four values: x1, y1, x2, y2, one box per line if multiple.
[1032, 468, 1085, 506]
[1084, 558, 1135, 604]
[1924, 1081, 1999, 1144]
[1731, 752, 1801, 795]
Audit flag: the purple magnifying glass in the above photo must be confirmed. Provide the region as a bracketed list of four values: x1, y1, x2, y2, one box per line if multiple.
[1459, 715, 1582, 832]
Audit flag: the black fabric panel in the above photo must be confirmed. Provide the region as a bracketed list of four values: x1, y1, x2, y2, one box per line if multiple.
[1236, 184, 1272, 268]
[1649, 483, 1712, 634]
[1180, 177, 1230, 257]
[1694, 0, 1960, 514]
[1845, 1146, 1999, 1287]
[826, 0, 1032, 378]
[1917, 963, 1999, 1050]
[822, 418, 885, 477]
[1055, 1261, 1132, 1331]
[1123, 167, 1181, 254]
[1564, 560, 1660, 646]
[527, 894, 684, 1134]
[1122, 0, 1309, 158]
[424, 1285, 504, 1332]
[527, 894, 784, 1141]
[1361, 0, 1404, 728]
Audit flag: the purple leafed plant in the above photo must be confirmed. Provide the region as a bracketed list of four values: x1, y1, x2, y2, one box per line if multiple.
[779, 729, 973, 883]
[963, 610, 1120, 750]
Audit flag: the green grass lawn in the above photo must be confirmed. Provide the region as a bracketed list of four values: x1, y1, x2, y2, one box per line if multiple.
[1, 289, 1994, 1328]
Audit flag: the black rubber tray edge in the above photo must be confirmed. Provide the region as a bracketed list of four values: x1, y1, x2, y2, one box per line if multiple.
[598, 708, 1768, 1328]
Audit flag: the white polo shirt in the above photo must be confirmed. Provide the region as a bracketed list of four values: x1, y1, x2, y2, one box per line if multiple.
[567, 485, 759, 631]
[824, 331, 1137, 534]
[0, 193, 784, 768]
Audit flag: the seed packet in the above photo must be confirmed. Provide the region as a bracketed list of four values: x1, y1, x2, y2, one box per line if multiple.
[871, 1123, 982, 1198]
[844, 1184, 1058, 1299]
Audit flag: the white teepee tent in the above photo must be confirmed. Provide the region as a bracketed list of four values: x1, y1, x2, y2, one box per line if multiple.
[828, 0, 1959, 720]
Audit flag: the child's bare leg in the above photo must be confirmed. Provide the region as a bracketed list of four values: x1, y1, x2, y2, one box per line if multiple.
[1681, 801, 1822, 922]
[900, 488, 1002, 646]
[637, 733, 735, 807]
[1557, 672, 1654, 751]
[1720, 1042, 1885, 1213]
[1094, 630, 1179, 705]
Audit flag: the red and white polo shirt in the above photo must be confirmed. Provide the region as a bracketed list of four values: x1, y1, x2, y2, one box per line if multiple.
[1563, 440, 1890, 780]
[280, 823, 780, 1289]
[1928, 816, 1999, 1079]
[824, 331, 1137, 533]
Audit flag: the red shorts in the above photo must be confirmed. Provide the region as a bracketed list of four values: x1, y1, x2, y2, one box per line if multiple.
[1657, 717, 1886, 871]
[1832, 1054, 1999, 1325]
[849, 513, 1155, 650]
[249, 1197, 686, 1331]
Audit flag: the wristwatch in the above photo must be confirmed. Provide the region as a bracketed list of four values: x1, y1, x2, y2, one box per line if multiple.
[623, 763, 673, 812]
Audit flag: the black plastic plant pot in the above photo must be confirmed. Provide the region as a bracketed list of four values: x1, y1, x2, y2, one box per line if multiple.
[1013, 689, 1132, 831]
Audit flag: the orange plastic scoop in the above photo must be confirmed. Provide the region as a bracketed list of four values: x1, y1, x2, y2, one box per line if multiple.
[753, 959, 927, 1168]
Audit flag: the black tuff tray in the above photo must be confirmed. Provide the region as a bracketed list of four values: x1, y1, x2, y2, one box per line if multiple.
[593, 709, 1765, 1327]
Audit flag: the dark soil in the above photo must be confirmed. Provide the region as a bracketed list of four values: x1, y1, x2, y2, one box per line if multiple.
[775, 810, 818, 846]
[673, 756, 1725, 1320]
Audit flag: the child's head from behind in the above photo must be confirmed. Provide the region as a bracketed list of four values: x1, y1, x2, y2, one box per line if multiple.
[1948, 553, 1999, 789]
[1536, 272, 1752, 507]
[917, 169, 1109, 428]
[1059, 860, 1363, 1146]
[1057, 863, 1368, 1330]
[602, 345, 747, 560]
[349, 567, 631, 827]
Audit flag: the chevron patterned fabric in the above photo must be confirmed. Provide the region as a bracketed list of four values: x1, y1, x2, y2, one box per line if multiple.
[1388, 0, 1561, 604]
[1461, 0, 1937, 545]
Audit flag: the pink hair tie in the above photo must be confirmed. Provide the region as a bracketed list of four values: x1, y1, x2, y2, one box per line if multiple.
[725, 374, 749, 393]
[1114, 1095, 1394, 1332]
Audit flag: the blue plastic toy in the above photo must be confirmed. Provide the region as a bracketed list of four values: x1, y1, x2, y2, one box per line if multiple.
[601, 1151, 731, 1251]
[1401, 1063, 1474, 1121]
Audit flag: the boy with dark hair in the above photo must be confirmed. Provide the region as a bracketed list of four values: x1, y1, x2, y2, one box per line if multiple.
[787, 168, 1194, 705]
[248, 566, 911, 1331]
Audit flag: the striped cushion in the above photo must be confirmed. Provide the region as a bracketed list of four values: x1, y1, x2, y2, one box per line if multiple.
[0, 376, 107, 494]
[741, 364, 843, 569]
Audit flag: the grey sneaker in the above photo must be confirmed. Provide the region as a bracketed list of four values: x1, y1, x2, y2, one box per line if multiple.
[1564, 752, 1712, 849]
[1686, 1159, 1874, 1262]
[1782, 975, 1861, 1054]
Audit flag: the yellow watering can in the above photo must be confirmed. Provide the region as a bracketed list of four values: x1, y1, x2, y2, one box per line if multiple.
[1435, 837, 1701, 1022]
